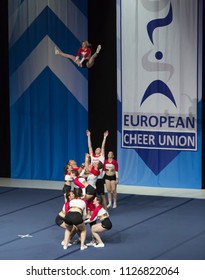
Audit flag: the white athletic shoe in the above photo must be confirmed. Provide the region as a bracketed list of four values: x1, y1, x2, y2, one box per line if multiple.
[96, 45, 101, 54]
[107, 202, 112, 208]
[86, 241, 97, 247]
[61, 240, 72, 247]
[94, 243, 105, 248]
[80, 245, 88, 251]
[55, 46, 60, 55]
[113, 203, 117, 208]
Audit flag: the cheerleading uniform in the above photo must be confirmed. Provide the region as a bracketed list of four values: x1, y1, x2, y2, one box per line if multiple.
[76, 47, 91, 68]
[85, 205, 112, 230]
[103, 159, 119, 181]
[90, 153, 105, 195]
[55, 200, 70, 227]
[64, 198, 87, 226]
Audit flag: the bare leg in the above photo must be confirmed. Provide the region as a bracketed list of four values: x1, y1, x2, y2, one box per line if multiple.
[86, 45, 101, 68]
[86, 222, 97, 246]
[105, 180, 112, 208]
[91, 224, 107, 247]
[59, 52, 76, 61]
[72, 228, 81, 244]
[55, 46, 80, 66]
[86, 53, 98, 68]
[63, 225, 72, 249]
[70, 225, 78, 240]
[77, 223, 87, 250]
[62, 225, 79, 245]
[59, 222, 67, 229]
[101, 194, 107, 210]
[111, 180, 117, 208]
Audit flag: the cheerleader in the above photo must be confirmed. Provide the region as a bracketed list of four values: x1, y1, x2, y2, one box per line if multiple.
[103, 151, 119, 208]
[63, 188, 88, 250]
[55, 40, 101, 68]
[86, 129, 109, 209]
[85, 196, 112, 248]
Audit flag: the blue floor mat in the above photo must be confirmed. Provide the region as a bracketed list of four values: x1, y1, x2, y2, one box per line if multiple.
[0, 187, 204, 260]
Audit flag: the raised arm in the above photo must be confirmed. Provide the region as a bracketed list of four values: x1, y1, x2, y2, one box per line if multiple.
[86, 129, 93, 155]
[84, 153, 91, 172]
[101, 130, 109, 157]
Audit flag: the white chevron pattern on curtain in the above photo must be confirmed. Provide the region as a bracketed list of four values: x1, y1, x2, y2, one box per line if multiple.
[8, 0, 88, 180]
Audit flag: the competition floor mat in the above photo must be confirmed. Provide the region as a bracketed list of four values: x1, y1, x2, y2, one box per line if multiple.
[0, 186, 205, 260]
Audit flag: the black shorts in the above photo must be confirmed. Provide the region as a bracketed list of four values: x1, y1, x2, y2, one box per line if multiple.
[101, 218, 112, 230]
[104, 174, 116, 181]
[64, 212, 83, 226]
[89, 220, 97, 227]
[96, 178, 105, 195]
[63, 184, 71, 194]
[86, 184, 96, 196]
[55, 214, 65, 227]
[81, 59, 88, 68]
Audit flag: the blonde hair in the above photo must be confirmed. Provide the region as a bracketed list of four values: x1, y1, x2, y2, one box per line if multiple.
[82, 40, 92, 48]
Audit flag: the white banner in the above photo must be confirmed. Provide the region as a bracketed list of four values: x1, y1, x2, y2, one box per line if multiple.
[121, 0, 198, 151]
[1, 260, 205, 280]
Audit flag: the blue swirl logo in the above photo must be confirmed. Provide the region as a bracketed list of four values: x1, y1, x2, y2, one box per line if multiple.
[141, 2, 176, 107]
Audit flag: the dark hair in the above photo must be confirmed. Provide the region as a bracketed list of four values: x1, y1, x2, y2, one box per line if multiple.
[71, 169, 79, 177]
[65, 190, 74, 200]
[97, 161, 103, 170]
[95, 196, 102, 205]
[74, 188, 82, 198]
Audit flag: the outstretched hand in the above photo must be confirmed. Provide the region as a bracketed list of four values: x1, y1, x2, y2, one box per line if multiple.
[104, 130, 109, 137]
[86, 129, 91, 136]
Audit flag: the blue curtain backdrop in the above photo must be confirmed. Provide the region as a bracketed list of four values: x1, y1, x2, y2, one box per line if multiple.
[9, 0, 88, 180]
[117, 0, 203, 189]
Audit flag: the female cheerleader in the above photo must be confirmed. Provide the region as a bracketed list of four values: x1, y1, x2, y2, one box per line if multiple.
[85, 196, 112, 248]
[55, 40, 101, 68]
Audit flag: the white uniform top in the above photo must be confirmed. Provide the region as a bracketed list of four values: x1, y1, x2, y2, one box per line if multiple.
[64, 174, 73, 181]
[87, 172, 98, 187]
[90, 153, 105, 179]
